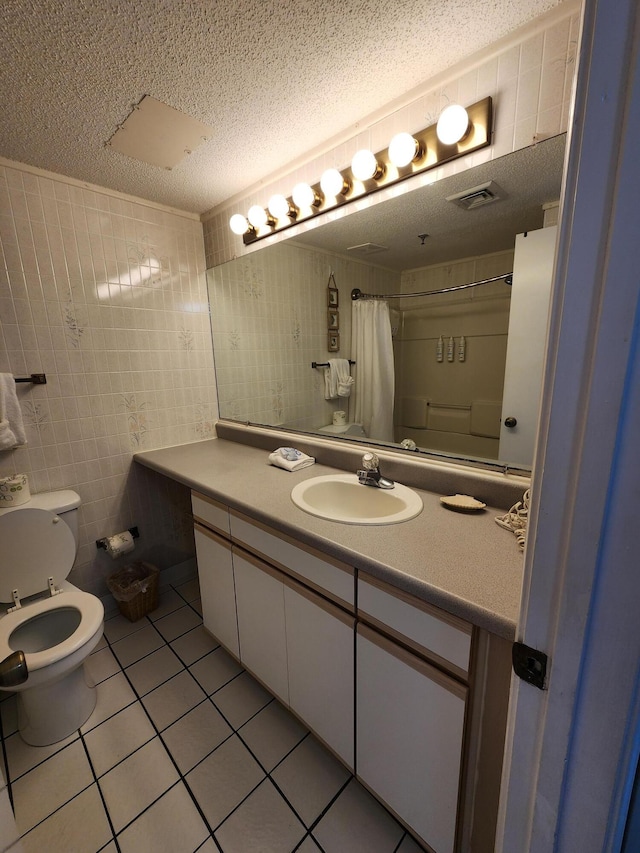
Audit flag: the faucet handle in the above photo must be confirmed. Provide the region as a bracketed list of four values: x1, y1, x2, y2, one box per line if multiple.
[361, 451, 380, 470]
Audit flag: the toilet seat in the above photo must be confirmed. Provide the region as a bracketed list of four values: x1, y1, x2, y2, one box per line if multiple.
[0, 586, 104, 672]
[0, 507, 76, 603]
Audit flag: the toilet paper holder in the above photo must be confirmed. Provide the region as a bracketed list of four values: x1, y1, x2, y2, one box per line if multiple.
[96, 527, 139, 550]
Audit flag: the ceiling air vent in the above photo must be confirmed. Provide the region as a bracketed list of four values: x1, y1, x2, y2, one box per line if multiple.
[446, 181, 504, 210]
[346, 242, 388, 255]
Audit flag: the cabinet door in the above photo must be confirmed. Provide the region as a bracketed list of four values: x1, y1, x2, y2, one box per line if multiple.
[356, 625, 467, 853]
[233, 549, 289, 704]
[194, 524, 239, 657]
[285, 582, 355, 769]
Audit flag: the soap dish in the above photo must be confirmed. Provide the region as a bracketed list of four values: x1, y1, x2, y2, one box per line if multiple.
[440, 494, 487, 512]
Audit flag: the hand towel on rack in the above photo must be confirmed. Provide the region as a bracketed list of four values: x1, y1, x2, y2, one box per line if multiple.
[0, 374, 27, 450]
[324, 359, 353, 400]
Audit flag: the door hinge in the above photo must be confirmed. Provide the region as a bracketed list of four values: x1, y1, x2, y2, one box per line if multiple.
[512, 641, 548, 690]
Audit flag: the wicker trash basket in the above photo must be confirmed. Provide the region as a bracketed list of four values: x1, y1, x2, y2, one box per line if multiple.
[107, 561, 159, 622]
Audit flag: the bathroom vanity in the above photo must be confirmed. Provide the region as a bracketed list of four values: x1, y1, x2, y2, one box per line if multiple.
[135, 429, 525, 853]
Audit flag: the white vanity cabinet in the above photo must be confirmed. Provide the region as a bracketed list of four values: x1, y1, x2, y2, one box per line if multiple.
[191, 493, 355, 766]
[191, 491, 510, 853]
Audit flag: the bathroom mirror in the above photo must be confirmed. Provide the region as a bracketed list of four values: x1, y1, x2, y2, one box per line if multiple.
[207, 134, 566, 471]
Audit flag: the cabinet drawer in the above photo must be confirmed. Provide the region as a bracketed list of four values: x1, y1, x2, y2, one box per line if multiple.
[358, 573, 471, 680]
[191, 491, 230, 536]
[230, 510, 354, 610]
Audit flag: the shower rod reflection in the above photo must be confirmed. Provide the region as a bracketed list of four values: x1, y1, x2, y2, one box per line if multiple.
[351, 272, 513, 301]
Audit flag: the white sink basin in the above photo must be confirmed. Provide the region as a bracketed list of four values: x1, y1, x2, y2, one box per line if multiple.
[291, 474, 423, 525]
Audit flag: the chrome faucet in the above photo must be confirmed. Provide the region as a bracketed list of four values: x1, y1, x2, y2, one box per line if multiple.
[357, 452, 395, 489]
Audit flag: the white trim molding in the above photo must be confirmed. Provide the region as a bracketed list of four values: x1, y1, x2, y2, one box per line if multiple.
[497, 0, 640, 850]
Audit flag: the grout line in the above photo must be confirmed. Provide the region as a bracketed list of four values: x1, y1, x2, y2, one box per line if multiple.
[292, 831, 326, 853]
[111, 778, 196, 841]
[79, 733, 122, 852]
[15, 777, 98, 841]
[110, 585, 225, 852]
[0, 698, 13, 810]
[5, 734, 80, 785]
[306, 775, 354, 836]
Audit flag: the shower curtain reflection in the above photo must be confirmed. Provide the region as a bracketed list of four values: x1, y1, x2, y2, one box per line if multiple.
[351, 300, 395, 441]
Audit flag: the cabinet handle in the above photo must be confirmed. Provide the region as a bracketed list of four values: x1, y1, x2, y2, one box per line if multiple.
[504, 416, 518, 428]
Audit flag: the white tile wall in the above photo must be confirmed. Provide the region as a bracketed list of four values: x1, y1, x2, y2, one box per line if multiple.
[202, 7, 579, 269]
[0, 163, 218, 596]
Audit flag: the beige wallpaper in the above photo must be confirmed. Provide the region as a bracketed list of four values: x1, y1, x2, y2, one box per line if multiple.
[0, 162, 218, 597]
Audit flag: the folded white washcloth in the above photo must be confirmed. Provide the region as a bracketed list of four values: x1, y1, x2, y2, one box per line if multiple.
[0, 374, 27, 450]
[268, 447, 316, 472]
[324, 358, 353, 400]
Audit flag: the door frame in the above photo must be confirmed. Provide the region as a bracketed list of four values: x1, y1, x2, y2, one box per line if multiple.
[497, 1, 640, 850]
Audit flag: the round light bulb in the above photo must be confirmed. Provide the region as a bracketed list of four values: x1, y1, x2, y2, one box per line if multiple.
[320, 168, 349, 198]
[229, 213, 250, 235]
[292, 183, 319, 209]
[351, 149, 383, 181]
[388, 132, 420, 167]
[267, 194, 294, 220]
[436, 105, 470, 145]
[247, 205, 271, 228]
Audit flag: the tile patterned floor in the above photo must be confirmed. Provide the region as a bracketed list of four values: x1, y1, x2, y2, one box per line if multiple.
[0, 579, 427, 853]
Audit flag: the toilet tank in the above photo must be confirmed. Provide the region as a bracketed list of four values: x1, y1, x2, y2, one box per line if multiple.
[4, 489, 81, 548]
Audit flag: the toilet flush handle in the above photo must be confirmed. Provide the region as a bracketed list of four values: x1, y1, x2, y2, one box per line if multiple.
[0, 651, 28, 687]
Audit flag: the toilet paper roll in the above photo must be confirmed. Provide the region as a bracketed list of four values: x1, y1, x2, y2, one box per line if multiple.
[0, 473, 31, 507]
[333, 410, 347, 426]
[105, 530, 136, 559]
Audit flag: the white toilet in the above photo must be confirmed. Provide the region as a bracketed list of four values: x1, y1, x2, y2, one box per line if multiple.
[0, 489, 104, 745]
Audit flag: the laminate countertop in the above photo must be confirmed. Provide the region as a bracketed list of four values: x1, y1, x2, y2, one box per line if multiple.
[134, 438, 524, 640]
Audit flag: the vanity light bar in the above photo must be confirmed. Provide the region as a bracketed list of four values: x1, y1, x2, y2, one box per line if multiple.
[231, 97, 492, 245]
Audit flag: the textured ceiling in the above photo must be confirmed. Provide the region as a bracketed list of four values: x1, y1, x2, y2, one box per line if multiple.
[292, 135, 566, 270]
[1, 0, 563, 214]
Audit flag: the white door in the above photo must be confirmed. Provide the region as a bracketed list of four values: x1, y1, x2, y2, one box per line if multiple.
[356, 625, 466, 853]
[194, 524, 239, 657]
[499, 226, 557, 467]
[233, 550, 289, 704]
[284, 582, 354, 768]
[497, 2, 640, 851]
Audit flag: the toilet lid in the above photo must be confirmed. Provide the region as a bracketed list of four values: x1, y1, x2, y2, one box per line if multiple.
[0, 508, 76, 602]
